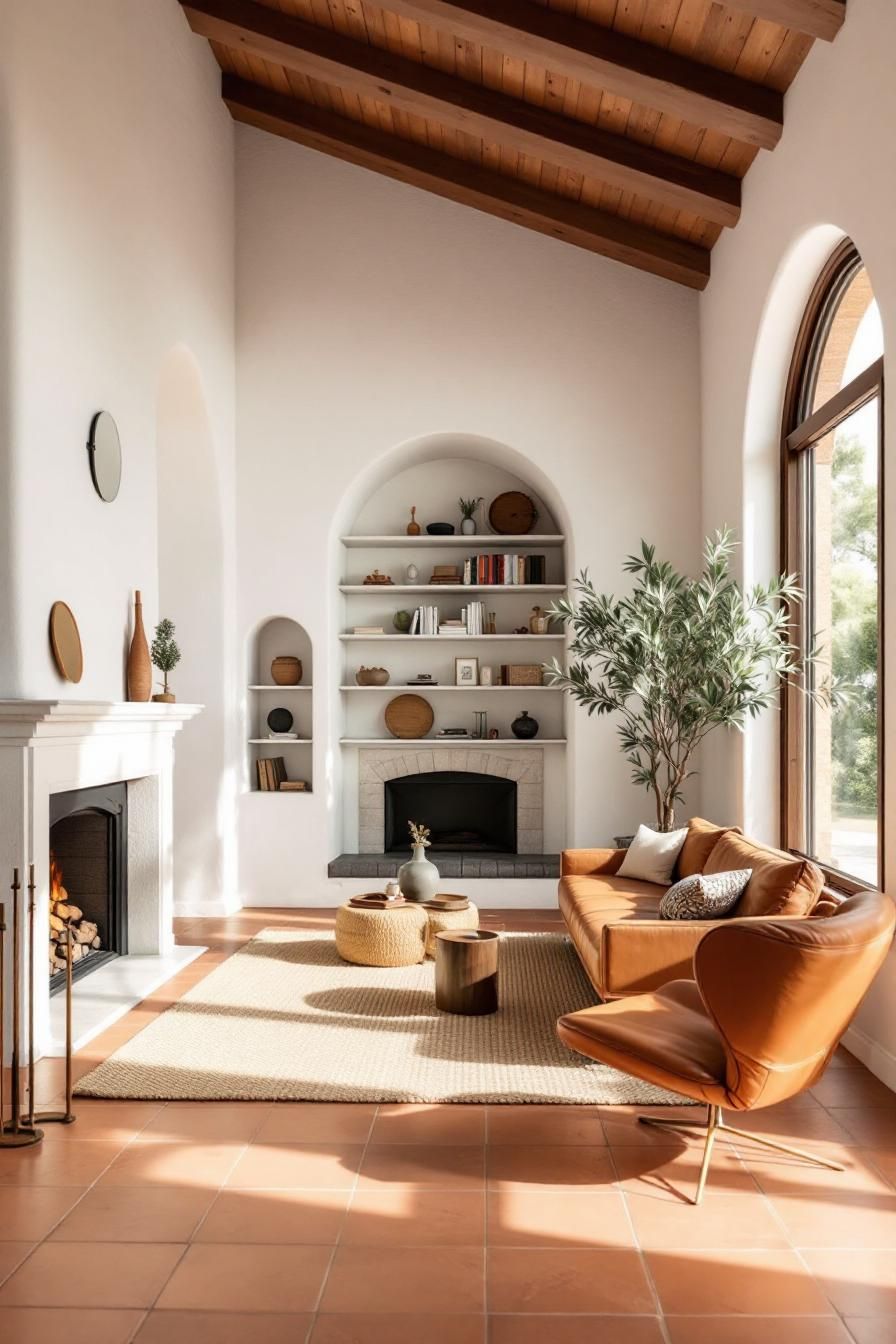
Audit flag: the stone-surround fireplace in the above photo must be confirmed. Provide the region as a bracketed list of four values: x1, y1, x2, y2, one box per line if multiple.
[359, 747, 544, 855]
[0, 701, 202, 1060]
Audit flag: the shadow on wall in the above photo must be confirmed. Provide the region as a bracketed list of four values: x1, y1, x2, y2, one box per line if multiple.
[157, 345, 235, 911]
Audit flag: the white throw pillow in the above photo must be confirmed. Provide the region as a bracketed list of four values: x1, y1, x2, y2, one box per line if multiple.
[616, 823, 688, 886]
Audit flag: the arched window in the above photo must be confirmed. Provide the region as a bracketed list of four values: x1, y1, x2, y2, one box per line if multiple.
[782, 240, 884, 887]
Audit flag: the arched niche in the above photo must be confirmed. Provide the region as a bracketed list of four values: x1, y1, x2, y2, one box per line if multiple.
[247, 615, 314, 794]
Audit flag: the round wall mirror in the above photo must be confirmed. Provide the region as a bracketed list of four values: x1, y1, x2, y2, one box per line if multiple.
[49, 601, 84, 683]
[87, 410, 122, 501]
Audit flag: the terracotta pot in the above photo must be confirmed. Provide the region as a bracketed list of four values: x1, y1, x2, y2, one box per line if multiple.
[152, 691, 176, 703]
[271, 656, 302, 686]
[127, 590, 152, 702]
[356, 666, 390, 686]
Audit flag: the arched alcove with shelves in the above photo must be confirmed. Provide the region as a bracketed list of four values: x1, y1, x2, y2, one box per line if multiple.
[247, 616, 314, 794]
[331, 437, 572, 858]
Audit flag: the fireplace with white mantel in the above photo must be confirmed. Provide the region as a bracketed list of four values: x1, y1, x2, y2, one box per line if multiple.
[0, 701, 204, 1061]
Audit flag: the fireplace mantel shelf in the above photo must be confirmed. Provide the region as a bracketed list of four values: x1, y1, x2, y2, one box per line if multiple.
[0, 700, 203, 743]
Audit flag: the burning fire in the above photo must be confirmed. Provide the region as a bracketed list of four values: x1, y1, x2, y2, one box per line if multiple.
[49, 851, 66, 904]
[49, 851, 102, 973]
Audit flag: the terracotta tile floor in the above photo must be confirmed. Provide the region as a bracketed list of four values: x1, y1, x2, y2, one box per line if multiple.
[0, 906, 894, 1344]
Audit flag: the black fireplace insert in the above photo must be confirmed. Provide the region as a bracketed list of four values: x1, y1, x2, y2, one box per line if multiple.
[48, 783, 127, 992]
[384, 771, 517, 853]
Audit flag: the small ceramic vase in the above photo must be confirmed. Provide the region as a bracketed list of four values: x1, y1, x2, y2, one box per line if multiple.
[480, 666, 493, 686]
[393, 609, 412, 633]
[398, 844, 440, 902]
[271, 656, 302, 685]
[461, 517, 476, 535]
[511, 709, 539, 740]
[356, 666, 390, 686]
[407, 506, 421, 536]
[384, 880, 402, 901]
[529, 606, 549, 634]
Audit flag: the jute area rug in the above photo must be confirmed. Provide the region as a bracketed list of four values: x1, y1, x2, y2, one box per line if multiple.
[75, 930, 688, 1105]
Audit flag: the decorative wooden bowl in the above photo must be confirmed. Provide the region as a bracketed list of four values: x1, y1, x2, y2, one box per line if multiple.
[385, 693, 434, 739]
[349, 893, 407, 909]
[488, 491, 538, 535]
[356, 666, 390, 686]
[271, 656, 302, 685]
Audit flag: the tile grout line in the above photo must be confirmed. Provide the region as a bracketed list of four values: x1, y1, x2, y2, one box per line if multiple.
[305, 1099, 381, 1339]
[603, 1133, 673, 1344]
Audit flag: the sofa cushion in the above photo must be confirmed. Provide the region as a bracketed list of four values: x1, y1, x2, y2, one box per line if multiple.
[677, 817, 741, 879]
[617, 823, 688, 885]
[660, 868, 753, 920]
[704, 832, 823, 917]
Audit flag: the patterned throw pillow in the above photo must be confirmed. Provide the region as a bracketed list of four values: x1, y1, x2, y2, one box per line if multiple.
[659, 868, 753, 920]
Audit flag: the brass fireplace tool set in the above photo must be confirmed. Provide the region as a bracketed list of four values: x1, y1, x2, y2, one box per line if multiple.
[1, 865, 76, 1149]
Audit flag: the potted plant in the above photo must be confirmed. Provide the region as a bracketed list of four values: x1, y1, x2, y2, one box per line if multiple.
[458, 496, 483, 536]
[397, 820, 440, 902]
[546, 529, 829, 832]
[150, 618, 181, 704]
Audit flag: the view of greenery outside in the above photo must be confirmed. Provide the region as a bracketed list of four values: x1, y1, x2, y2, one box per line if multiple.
[830, 425, 879, 821]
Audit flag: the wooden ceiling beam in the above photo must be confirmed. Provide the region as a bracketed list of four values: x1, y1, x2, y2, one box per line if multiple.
[222, 75, 711, 290]
[720, 1, 845, 41]
[182, 0, 741, 226]
[377, 0, 783, 148]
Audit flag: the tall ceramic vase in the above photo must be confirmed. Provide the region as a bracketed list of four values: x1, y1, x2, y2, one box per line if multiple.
[127, 589, 152, 702]
[398, 844, 440, 903]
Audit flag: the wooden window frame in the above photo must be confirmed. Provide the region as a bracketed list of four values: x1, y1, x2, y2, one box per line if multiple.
[780, 239, 885, 892]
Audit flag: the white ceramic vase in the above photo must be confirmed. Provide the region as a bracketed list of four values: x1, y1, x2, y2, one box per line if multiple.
[461, 518, 476, 535]
[397, 844, 440, 902]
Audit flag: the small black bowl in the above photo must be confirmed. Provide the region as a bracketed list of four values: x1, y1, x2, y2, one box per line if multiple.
[267, 707, 294, 734]
[426, 522, 455, 535]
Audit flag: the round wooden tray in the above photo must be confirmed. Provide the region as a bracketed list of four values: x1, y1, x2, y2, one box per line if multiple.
[488, 490, 538, 535]
[424, 896, 470, 911]
[385, 693, 434, 739]
[349, 893, 407, 909]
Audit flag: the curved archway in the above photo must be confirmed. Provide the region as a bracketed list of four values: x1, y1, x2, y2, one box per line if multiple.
[157, 345, 237, 913]
[738, 224, 859, 840]
[327, 431, 574, 859]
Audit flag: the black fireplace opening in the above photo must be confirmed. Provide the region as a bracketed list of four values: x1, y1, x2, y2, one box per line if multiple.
[48, 783, 127, 993]
[384, 771, 517, 854]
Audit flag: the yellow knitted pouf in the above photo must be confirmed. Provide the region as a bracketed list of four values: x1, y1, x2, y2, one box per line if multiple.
[424, 901, 480, 957]
[335, 902, 428, 967]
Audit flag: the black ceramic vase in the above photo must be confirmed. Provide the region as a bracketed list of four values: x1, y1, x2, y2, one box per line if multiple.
[511, 709, 539, 740]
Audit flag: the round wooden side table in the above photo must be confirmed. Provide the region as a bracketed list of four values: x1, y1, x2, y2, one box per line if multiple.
[434, 929, 499, 1015]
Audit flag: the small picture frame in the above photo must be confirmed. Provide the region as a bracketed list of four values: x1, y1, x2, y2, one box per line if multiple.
[455, 656, 479, 686]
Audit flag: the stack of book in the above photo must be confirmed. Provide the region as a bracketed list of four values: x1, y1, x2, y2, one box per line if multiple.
[438, 619, 465, 635]
[409, 606, 440, 635]
[353, 625, 384, 635]
[437, 727, 471, 739]
[462, 554, 546, 585]
[257, 757, 287, 790]
[429, 565, 462, 585]
[461, 601, 486, 635]
[279, 780, 308, 792]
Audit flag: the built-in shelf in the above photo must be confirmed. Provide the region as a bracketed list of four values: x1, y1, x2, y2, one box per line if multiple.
[340, 633, 565, 642]
[248, 738, 312, 745]
[248, 684, 313, 691]
[340, 738, 567, 746]
[340, 685, 559, 692]
[341, 534, 565, 548]
[340, 584, 566, 594]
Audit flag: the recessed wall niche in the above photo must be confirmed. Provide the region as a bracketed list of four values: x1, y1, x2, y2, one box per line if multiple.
[247, 616, 313, 794]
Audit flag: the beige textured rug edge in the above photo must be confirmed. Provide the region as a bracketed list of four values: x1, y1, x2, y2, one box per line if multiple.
[75, 929, 691, 1106]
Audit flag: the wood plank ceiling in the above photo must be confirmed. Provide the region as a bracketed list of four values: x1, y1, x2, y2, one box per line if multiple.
[180, 0, 846, 289]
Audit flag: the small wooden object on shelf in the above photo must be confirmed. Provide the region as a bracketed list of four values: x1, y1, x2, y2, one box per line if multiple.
[407, 506, 421, 536]
[349, 892, 407, 909]
[384, 693, 434, 739]
[488, 491, 538, 535]
[363, 569, 394, 586]
[503, 664, 544, 686]
[127, 590, 151, 701]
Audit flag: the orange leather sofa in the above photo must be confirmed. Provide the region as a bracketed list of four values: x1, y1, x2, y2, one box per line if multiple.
[560, 816, 837, 1000]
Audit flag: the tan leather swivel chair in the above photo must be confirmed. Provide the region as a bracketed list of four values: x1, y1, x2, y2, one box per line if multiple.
[558, 889, 895, 1203]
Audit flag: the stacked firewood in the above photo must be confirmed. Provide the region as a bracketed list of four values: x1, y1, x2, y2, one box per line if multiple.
[49, 886, 102, 974]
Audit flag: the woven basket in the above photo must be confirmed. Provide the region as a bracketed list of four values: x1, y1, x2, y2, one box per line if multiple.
[335, 903, 428, 967]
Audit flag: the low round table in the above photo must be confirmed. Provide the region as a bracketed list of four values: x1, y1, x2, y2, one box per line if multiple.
[435, 929, 499, 1016]
[424, 900, 480, 956]
[335, 902, 428, 967]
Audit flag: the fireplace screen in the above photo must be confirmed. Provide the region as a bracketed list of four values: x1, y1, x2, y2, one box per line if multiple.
[48, 783, 127, 990]
[384, 771, 517, 853]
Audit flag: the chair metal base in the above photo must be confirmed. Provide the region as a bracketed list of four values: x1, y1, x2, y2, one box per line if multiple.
[639, 1104, 845, 1204]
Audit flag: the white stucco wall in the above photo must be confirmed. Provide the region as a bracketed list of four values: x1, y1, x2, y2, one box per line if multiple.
[700, 0, 896, 1083]
[235, 126, 703, 904]
[0, 0, 239, 911]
